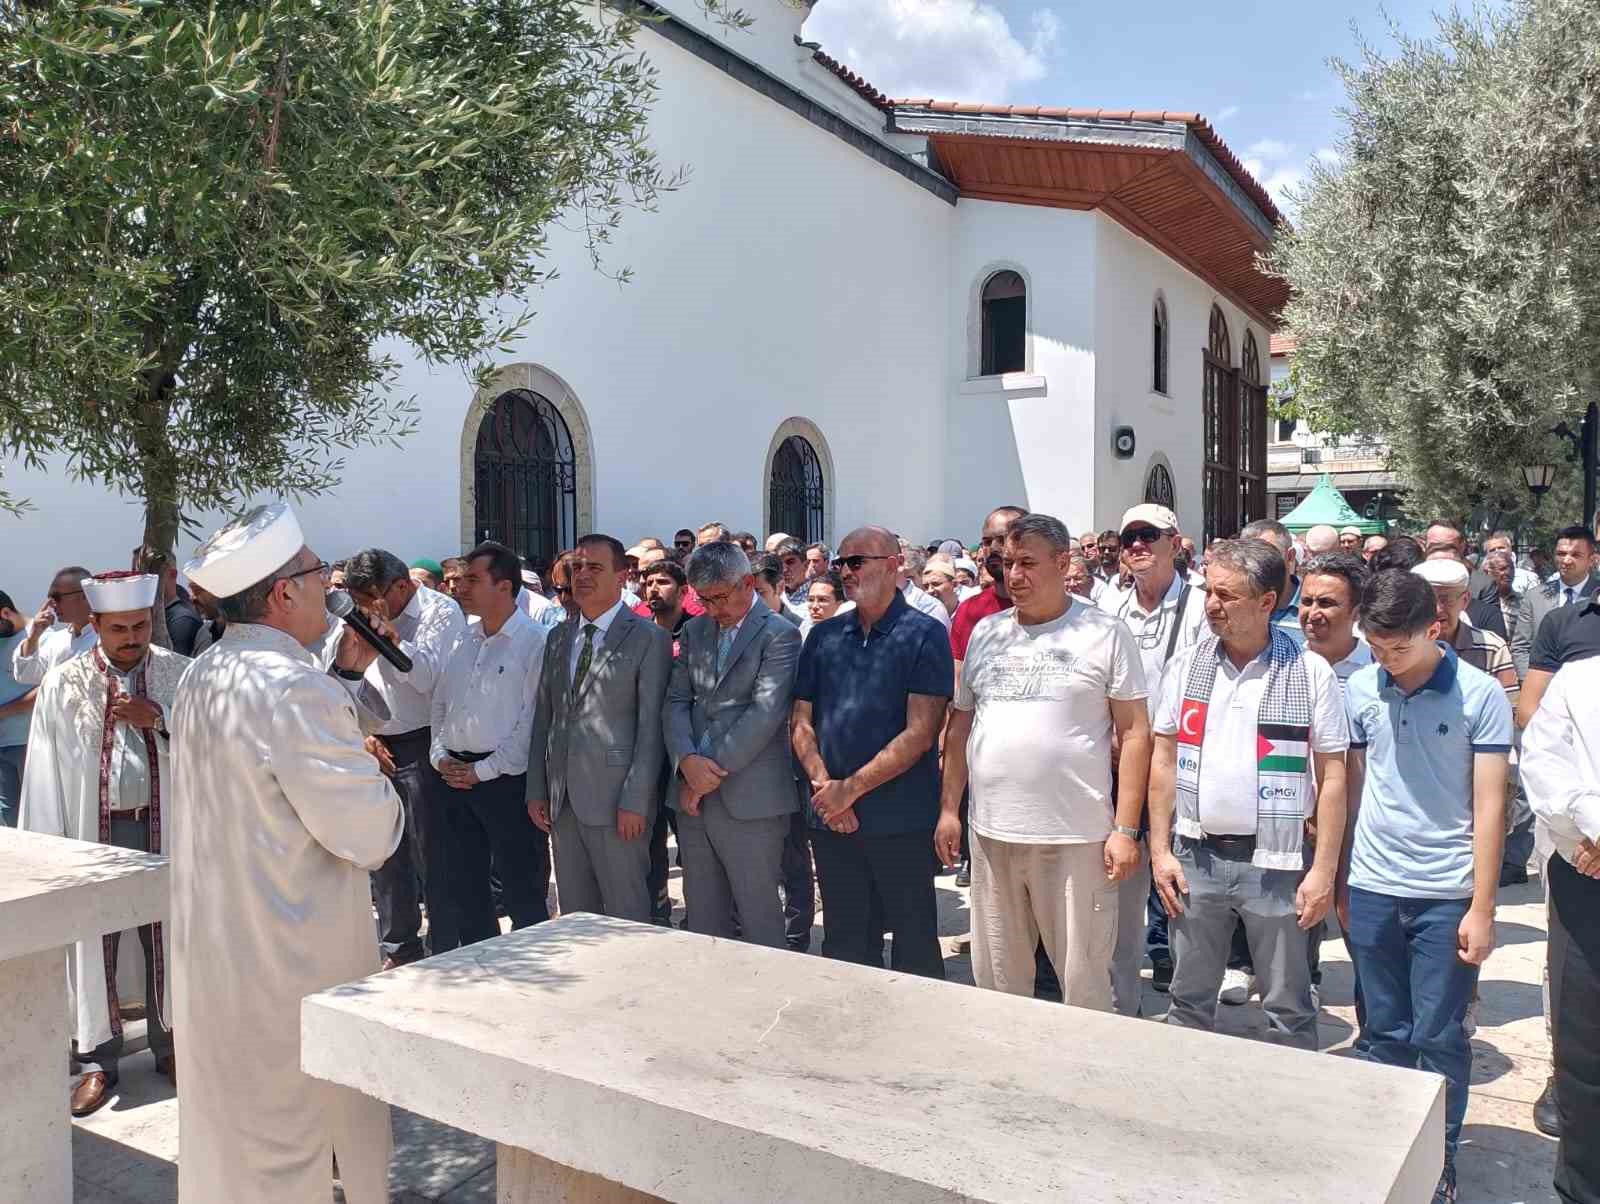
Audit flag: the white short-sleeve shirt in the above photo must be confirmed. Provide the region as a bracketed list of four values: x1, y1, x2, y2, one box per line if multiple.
[956, 598, 1147, 843]
[1155, 640, 1349, 834]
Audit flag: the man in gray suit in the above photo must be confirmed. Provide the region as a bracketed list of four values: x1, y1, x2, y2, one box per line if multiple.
[1511, 525, 1600, 679]
[527, 534, 672, 922]
[665, 541, 802, 947]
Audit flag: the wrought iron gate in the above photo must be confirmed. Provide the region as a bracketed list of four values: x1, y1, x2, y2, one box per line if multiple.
[473, 389, 576, 570]
[769, 435, 825, 543]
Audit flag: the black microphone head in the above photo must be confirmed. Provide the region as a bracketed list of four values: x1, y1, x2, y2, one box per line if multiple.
[325, 589, 355, 619]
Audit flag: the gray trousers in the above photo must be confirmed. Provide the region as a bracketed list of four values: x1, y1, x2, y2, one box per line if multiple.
[552, 804, 651, 923]
[1166, 838, 1317, 1049]
[1110, 843, 1152, 1017]
[675, 799, 789, 948]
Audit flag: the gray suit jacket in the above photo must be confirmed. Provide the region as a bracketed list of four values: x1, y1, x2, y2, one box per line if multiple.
[527, 605, 672, 825]
[1512, 573, 1600, 678]
[663, 600, 801, 820]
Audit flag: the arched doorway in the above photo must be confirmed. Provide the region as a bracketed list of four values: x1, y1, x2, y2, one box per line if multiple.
[472, 388, 577, 570]
[768, 434, 826, 543]
[1144, 459, 1176, 510]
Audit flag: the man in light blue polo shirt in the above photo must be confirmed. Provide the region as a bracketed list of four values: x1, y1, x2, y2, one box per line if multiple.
[1338, 570, 1513, 1204]
[0, 590, 35, 826]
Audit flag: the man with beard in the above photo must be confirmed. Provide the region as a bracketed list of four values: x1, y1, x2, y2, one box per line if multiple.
[639, 558, 694, 923]
[20, 571, 188, 1116]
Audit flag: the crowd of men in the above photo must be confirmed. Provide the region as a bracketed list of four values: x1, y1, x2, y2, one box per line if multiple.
[2, 502, 1598, 1204]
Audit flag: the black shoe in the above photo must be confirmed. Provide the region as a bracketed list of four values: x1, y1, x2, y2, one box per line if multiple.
[955, 859, 971, 888]
[1534, 1076, 1561, 1138]
[1499, 863, 1529, 887]
[1431, 1163, 1456, 1204]
[1150, 958, 1173, 994]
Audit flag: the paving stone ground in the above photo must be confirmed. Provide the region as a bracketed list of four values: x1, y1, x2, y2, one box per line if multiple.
[72, 850, 1558, 1202]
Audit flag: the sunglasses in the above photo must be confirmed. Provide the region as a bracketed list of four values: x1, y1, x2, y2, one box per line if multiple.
[1121, 527, 1168, 546]
[831, 554, 892, 572]
[47, 588, 85, 602]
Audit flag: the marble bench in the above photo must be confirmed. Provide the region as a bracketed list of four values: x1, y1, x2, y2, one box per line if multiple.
[0, 827, 169, 1202]
[303, 912, 1444, 1203]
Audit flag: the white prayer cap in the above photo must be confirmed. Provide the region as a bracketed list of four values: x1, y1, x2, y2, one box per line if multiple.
[82, 572, 158, 613]
[953, 556, 979, 576]
[184, 502, 305, 598]
[1339, 526, 1362, 537]
[1413, 558, 1469, 588]
[520, 567, 542, 590]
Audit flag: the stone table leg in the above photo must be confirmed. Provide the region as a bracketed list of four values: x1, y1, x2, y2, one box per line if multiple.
[496, 1144, 669, 1204]
[0, 947, 71, 1203]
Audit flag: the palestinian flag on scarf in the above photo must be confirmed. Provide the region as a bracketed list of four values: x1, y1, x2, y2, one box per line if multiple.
[1257, 723, 1309, 774]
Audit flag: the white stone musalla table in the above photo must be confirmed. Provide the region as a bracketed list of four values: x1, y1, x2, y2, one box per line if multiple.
[0, 827, 169, 1203]
[303, 913, 1445, 1203]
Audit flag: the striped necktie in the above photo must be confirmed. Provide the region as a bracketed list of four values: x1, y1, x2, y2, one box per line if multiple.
[572, 622, 598, 693]
[716, 625, 736, 674]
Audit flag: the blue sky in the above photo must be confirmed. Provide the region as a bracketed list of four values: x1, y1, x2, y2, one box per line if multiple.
[800, 0, 1479, 215]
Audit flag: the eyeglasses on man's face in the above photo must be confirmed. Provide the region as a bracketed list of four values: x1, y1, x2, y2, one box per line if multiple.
[832, 554, 892, 572]
[48, 588, 85, 602]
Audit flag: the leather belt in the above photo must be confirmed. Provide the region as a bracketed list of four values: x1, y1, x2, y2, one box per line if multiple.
[447, 749, 493, 764]
[381, 726, 431, 747]
[1201, 833, 1256, 857]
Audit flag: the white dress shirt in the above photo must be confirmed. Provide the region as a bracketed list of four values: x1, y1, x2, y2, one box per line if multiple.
[103, 658, 156, 811]
[12, 623, 98, 686]
[567, 597, 626, 684]
[518, 586, 562, 624]
[364, 583, 466, 736]
[902, 581, 953, 630]
[1521, 657, 1600, 865]
[430, 607, 547, 782]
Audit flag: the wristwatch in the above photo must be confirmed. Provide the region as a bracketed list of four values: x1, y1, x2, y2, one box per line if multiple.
[1111, 824, 1141, 841]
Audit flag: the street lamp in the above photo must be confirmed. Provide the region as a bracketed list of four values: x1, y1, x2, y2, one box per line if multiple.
[1523, 463, 1558, 500]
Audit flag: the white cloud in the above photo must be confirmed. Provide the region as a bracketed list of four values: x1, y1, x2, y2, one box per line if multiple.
[802, 0, 1064, 103]
[1246, 138, 1292, 160]
[1216, 104, 1240, 122]
[1314, 147, 1342, 166]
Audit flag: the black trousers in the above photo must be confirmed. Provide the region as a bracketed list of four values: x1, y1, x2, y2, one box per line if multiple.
[811, 828, 943, 979]
[1550, 852, 1600, 1203]
[647, 797, 677, 925]
[370, 728, 441, 960]
[782, 810, 816, 951]
[439, 769, 550, 949]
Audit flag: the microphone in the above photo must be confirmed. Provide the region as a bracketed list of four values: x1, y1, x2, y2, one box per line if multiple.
[325, 590, 414, 674]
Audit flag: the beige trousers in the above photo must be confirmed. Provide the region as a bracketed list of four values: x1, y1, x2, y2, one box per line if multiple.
[970, 832, 1118, 1010]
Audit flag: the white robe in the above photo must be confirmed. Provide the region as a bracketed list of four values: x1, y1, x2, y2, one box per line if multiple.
[17, 645, 187, 1051]
[169, 622, 403, 1204]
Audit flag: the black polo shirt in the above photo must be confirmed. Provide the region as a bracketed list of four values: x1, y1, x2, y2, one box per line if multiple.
[1530, 595, 1600, 672]
[794, 590, 954, 835]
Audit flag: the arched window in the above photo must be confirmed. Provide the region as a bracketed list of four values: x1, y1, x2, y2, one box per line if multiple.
[980, 270, 1026, 375]
[1202, 305, 1236, 542]
[1238, 331, 1267, 529]
[1152, 296, 1169, 394]
[1145, 461, 1175, 509]
[769, 435, 826, 543]
[473, 388, 577, 569]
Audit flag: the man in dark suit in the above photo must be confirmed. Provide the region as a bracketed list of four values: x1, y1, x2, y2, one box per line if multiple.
[1512, 526, 1600, 680]
[664, 542, 801, 946]
[527, 534, 672, 921]
[1468, 549, 1521, 644]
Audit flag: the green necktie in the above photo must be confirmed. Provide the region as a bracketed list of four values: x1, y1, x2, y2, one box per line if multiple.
[572, 622, 598, 693]
[716, 625, 736, 674]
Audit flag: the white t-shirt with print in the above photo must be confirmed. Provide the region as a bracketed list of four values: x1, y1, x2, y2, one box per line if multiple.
[1154, 641, 1350, 834]
[956, 598, 1147, 843]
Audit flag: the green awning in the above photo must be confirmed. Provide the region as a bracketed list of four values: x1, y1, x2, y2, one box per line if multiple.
[1278, 473, 1386, 534]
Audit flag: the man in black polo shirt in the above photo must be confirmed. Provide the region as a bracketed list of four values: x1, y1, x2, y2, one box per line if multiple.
[791, 525, 953, 977]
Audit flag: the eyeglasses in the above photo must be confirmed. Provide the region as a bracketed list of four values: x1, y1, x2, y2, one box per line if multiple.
[831, 554, 893, 572]
[281, 560, 329, 585]
[47, 588, 85, 602]
[1121, 527, 1168, 547]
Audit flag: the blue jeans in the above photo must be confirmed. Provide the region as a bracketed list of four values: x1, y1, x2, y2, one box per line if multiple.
[1345, 887, 1478, 1161]
[0, 744, 23, 827]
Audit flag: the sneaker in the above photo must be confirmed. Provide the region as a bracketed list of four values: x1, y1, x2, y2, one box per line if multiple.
[955, 859, 971, 888]
[1219, 968, 1254, 1006]
[1431, 1163, 1457, 1204]
[1150, 958, 1174, 994]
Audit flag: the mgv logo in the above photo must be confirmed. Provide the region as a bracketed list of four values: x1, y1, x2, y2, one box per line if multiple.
[1258, 784, 1300, 800]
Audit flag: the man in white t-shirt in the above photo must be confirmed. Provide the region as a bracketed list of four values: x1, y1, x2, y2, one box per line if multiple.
[1149, 538, 1349, 1050]
[937, 515, 1150, 1009]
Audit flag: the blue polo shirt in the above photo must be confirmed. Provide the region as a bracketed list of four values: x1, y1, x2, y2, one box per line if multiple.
[793, 591, 953, 835]
[0, 632, 31, 748]
[1270, 576, 1306, 648]
[1344, 644, 1513, 899]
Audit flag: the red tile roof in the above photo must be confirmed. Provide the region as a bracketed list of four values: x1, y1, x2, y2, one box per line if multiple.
[806, 45, 891, 110]
[1270, 332, 1297, 357]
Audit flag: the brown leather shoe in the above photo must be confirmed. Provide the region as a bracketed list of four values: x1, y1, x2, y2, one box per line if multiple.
[154, 1054, 176, 1083]
[71, 1072, 112, 1117]
[380, 951, 422, 972]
